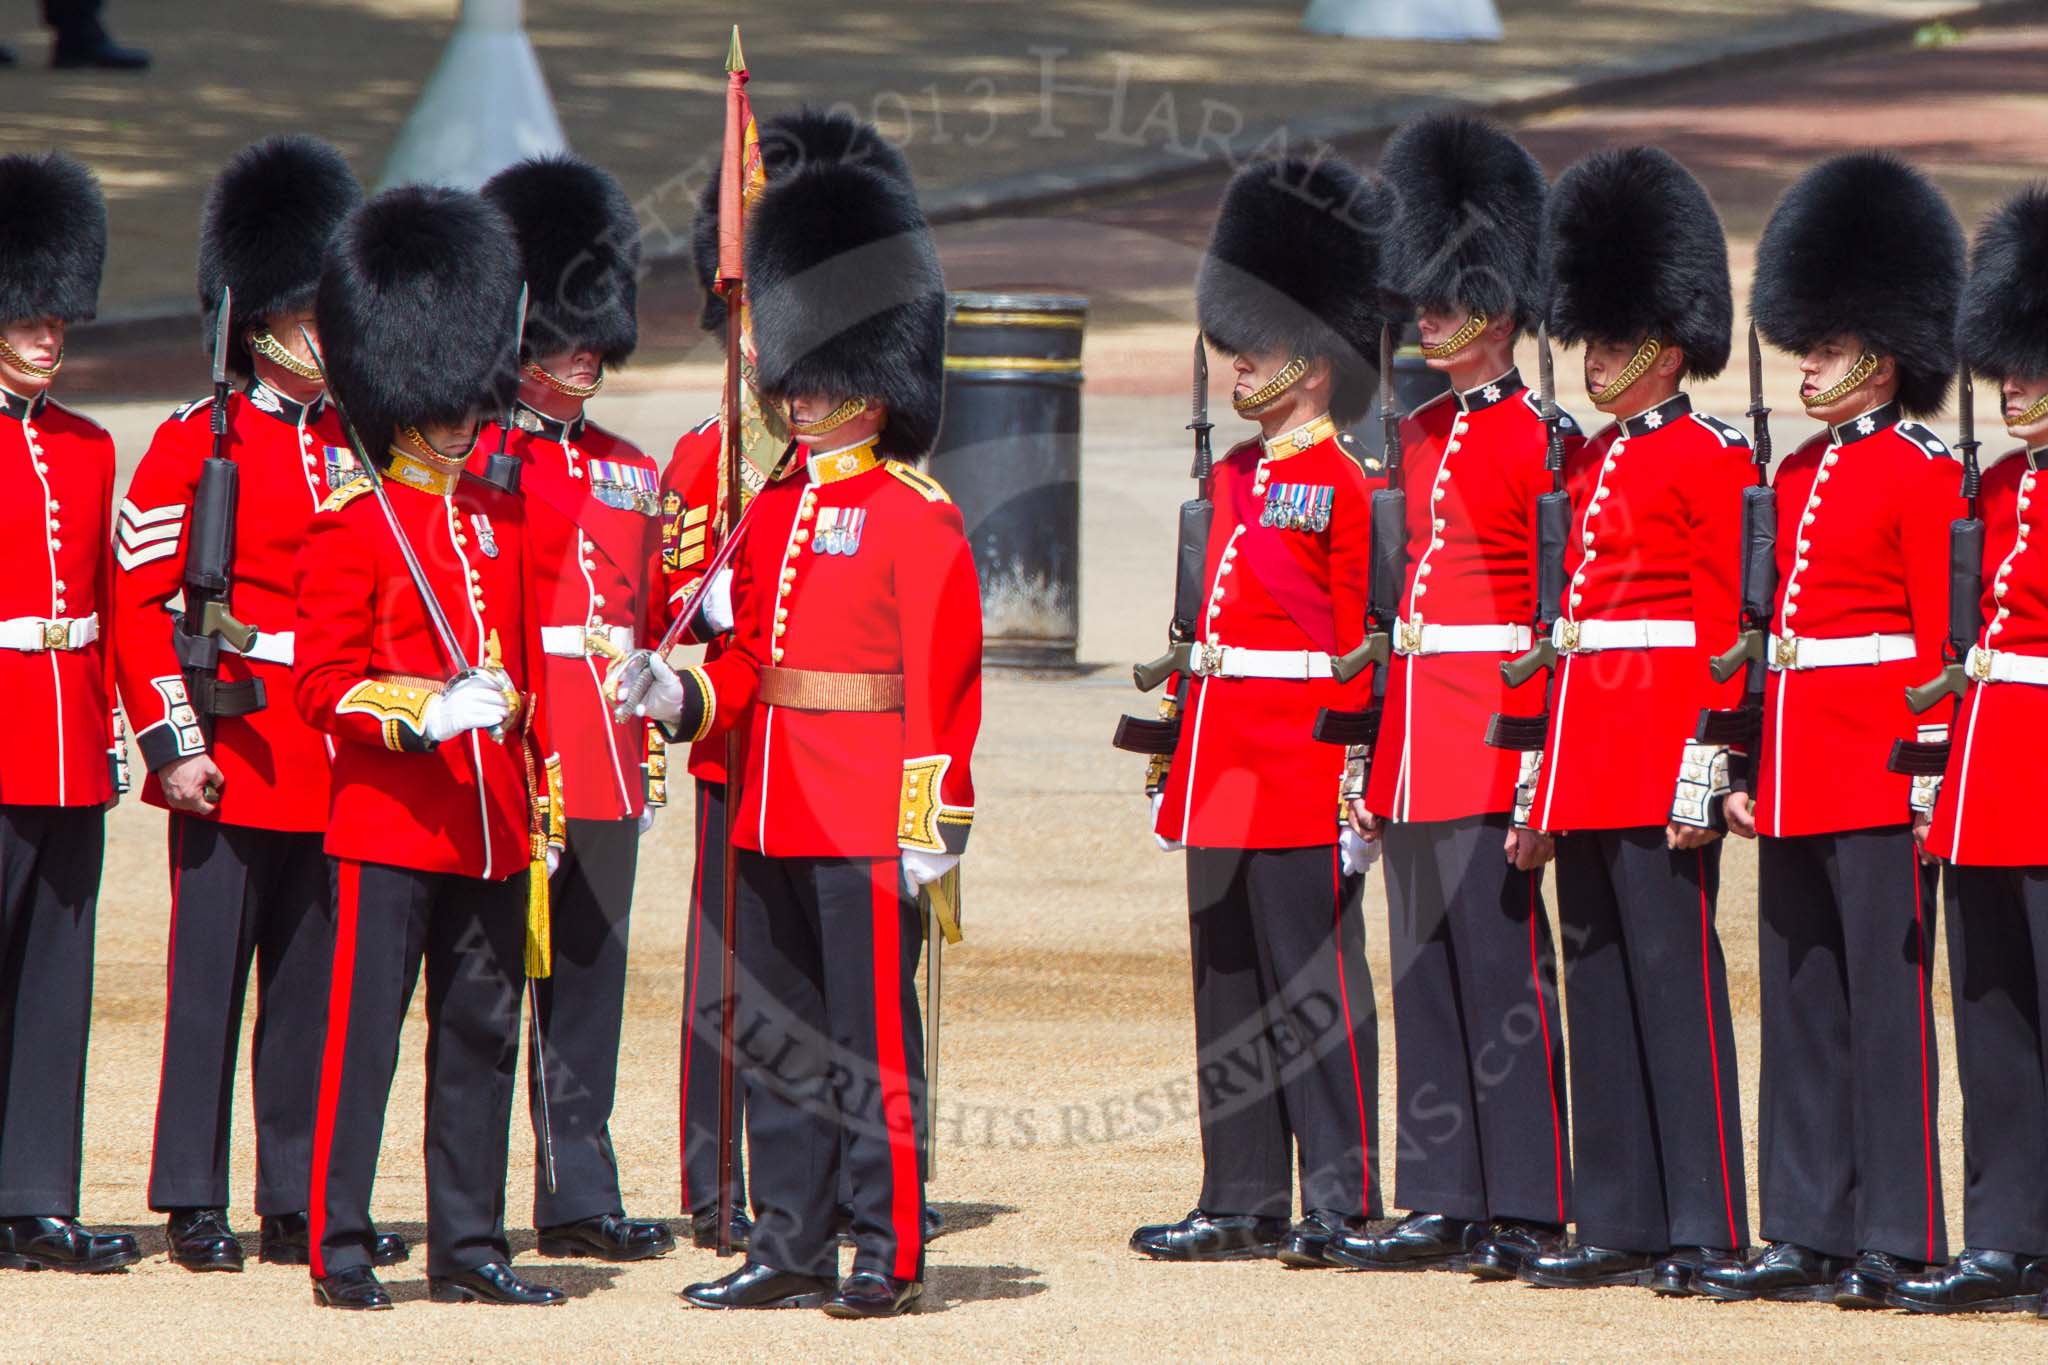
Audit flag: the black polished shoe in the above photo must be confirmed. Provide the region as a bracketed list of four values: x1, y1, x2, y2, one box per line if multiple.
[681, 1261, 834, 1310]
[1277, 1209, 1367, 1268]
[1648, 1245, 1741, 1297]
[312, 1265, 392, 1311]
[1467, 1219, 1565, 1281]
[1519, 1243, 1657, 1288]
[1325, 1212, 1484, 1271]
[1129, 1209, 1286, 1262]
[0, 1217, 141, 1273]
[538, 1212, 676, 1262]
[823, 1270, 923, 1318]
[1834, 1249, 1926, 1310]
[51, 37, 150, 70]
[1695, 1241, 1849, 1302]
[258, 1212, 409, 1267]
[689, 1206, 753, 1251]
[165, 1208, 244, 1272]
[429, 1260, 565, 1306]
[1887, 1248, 2048, 1314]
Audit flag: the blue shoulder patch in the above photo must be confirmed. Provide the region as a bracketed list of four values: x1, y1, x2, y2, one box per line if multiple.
[1896, 421, 1952, 459]
[1690, 413, 1751, 448]
[171, 396, 215, 423]
[1521, 389, 1580, 435]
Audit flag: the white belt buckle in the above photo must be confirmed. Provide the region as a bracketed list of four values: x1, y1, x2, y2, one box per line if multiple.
[1555, 619, 1582, 654]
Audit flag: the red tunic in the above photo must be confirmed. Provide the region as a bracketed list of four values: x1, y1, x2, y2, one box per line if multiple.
[292, 465, 550, 879]
[491, 406, 662, 822]
[657, 414, 732, 785]
[112, 385, 350, 831]
[1929, 448, 2048, 866]
[1528, 395, 1752, 831]
[1754, 406, 1962, 838]
[1365, 372, 1581, 823]
[1152, 429, 1381, 848]
[691, 442, 981, 858]
[0, 388, 117, 808]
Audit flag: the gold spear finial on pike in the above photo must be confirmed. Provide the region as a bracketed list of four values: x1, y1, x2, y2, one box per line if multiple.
[726, 23, 744, 74]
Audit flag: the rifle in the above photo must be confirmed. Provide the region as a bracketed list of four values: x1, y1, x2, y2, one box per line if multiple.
[1312, 322, 1405, 756]
[1485, 324, 1571, 752]
[1114, 332, 1214, 774]
[473, 281, 529, 496]
[173, 289, 264, 786]
[1891, 363, 1983, 775]
[1696, 322, 1779, 750]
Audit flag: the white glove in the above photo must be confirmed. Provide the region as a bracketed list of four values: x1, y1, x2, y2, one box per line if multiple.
[424, 672, 512, 744]
[1152, 792, 1183, 852]
[610, 649, 684, 724]
[901, 848, 958, 894]
[699, 567, 735, 635]
[1339, 827, 1379, 877]
[637, 804, 658, 835]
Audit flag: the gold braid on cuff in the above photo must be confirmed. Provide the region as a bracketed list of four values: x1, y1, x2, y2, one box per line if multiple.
[1419, 312, 1488, 360]
[0, 335, 61, 379]
[1231, 355, 1308, 414]
[523, 360, 602, 399]
[1590, 337, 1662, 406]
[786, 395, 868, 437]
[1801, 352, 1880, 409]
[251, 331, 323, 380]
[2011, 389, 2048, 430]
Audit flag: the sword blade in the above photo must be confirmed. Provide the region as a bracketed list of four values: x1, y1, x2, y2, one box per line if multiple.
[1379, 322, 1394, 409]
[527, 977, 558, 1194]
[923, 888, 940, 1183]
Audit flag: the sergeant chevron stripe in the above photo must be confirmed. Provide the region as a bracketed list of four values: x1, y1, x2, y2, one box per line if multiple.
[115, 498, 188, 571]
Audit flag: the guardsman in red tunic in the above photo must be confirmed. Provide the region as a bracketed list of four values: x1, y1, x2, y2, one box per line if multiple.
[1125, 155, 1389, 1269]
[479, 154, 674, 1264]
[626, 140, 977, 1319]
[0, 152, 138, 1276]
[1697, 154, 1965, 1306]
[111, 136, 409, 1275]
[1508, 148, 1753, 1293]
[657, 109, 915, 1250]
[1336, 114, 1578, 1278]
[294, 186, 565, 1311]
[1894, 188, 2048, 1314]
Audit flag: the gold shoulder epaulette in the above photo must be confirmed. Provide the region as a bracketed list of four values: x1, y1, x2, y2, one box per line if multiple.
[886, 460, 952, 503]
[319, 480, 372, 515]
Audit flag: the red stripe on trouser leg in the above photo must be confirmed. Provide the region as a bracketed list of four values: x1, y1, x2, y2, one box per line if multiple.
[1527, 875, 1566, 1223]
[308, 858, 361, 1281]
[1330, 845, 1371, 1218]
[870, 861, 921, 1280]
[1911, 847, 1935, 1262]
[1696, 849, 1739, 1250]
[679, 792, 709, 1211]
[147, 818, 187, 1197]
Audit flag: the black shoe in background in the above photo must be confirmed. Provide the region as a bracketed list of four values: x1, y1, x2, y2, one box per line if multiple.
[1325, 1212, 1483, 1271]
[681, 1260, 833, 1310]
[428, 1260, 566, 1306]
[538, 1212, 676, 1262]
[1834, 1249, 1926, 1310]
[312, 1265, 392, 1310]
[0, 1217, 141, 1273]
[690, 1206, 753, 1251]
[1278, 1209, 1368, 1268]
[1648, 1245, 1742, 1297]
[1695, 1241, 1848, 1302]
[1518, 1243, 1657, 1288]
[1129, 1209, 1287, 1262]
[1468, 1219, 1565, 1281]
[1888, 1249, 2048, 1314]
[821, 1270, 923, 1318]
[165, 1208, 244, 1272]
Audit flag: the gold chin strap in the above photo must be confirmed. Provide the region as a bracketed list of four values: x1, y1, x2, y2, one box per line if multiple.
[524, 360, 602, 399]
[1232, 355, 1308, 415]
[1590, 338, 1663, 406]
[2011, 389, 2048, 431]
[0, 335, 61, 380]
[1420, 312, 1489, 361]
[1802, 352, 1880, 409]
[251, 330, 323, 381]
[787, 395, 868, 438]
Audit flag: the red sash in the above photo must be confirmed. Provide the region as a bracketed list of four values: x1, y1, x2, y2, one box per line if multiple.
[1226, 468, 1338, 655]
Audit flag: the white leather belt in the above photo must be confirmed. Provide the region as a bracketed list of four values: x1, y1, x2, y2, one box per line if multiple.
[1965, 644, 2048, 686]
[542, 624, 634, 658]
[0, 612, 98, 652]
[1189, 645, 1334, 680]
[1393, 620, 1533, 657]
[1552, 617, 1696, 653]
[1767, 631, 1915, 671]
[224, 630, 294, 667]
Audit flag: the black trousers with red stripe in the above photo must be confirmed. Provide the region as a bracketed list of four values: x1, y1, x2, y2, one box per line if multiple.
[310, 858, 525, 1278]
[1381, 813, 1570, 1226]
[149, 815, 331, 1216]
[735, 851, 925, 1282]
[1553, 827, 1747, 1253]
[1184, 844, 1378, 1222]
[1756, 828, 1945, 1263]
[529, 815, 638, 1228]
[679, 780, 745, 1223]
[1938, 863, 2048, 1255]
[0, 804, 101, 1219]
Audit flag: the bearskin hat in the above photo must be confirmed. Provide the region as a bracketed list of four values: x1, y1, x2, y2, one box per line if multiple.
[481, 154, 640, 367]
[1958, 186, 2048, 383]
[743, 155, 945, 458]
[1196, 155, 1397, 425]
[197, 135, 362, 377]
[1544, 146, 1732, 381]
[692, 108, 914, 334]
[315, 186, 522, 455]
[1378, 113, 1548, 331]
[1751, 152, 1964, 417]
[0, 152, 106, 324]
